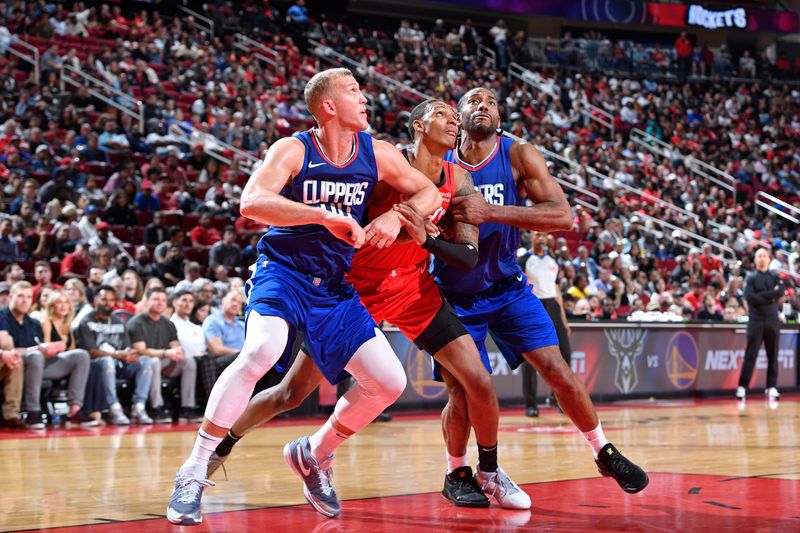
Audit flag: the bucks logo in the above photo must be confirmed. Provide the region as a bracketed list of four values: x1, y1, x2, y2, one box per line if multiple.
[604, 329, 647, 394]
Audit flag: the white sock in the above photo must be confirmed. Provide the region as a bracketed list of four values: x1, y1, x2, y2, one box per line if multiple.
[181, 430, 223, 477]
[581, 423, 610, 459]
[309, 417, 349, 463]
[447, 451, 468, 474]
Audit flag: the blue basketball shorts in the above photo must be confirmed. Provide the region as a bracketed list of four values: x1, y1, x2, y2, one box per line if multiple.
[245, 255, 378, 384]
[434, 272, 558, 381]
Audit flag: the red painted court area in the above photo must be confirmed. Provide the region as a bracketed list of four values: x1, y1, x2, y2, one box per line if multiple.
[34, 473, 800, 532]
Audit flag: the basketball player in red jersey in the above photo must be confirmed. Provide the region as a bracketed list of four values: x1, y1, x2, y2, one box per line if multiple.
[207, 99, 531, 511]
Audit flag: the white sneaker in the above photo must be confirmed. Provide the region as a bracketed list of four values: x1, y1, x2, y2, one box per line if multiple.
[131, 403, 153, 424]
[109, 404, 131, 425]
[735, 386, 746, 400]
[766, 387, 780, 400]
[475, 465, 531, 510]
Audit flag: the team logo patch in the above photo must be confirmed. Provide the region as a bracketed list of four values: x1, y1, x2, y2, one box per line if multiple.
[605, 329, 648, 394]
[665, 332, 699, 389]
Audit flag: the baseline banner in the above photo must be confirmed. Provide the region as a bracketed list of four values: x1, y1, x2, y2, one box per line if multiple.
[388, 325, 798, 405]
[421, 0, 798, 33]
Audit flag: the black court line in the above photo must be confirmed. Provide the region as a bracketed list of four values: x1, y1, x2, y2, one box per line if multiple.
[141, 514, 165, 518]
[704, 501, 741, 510]
[577, 504, 609, 508]
[719, 472, 793, 482]
[91, 519, 122, 523]
[688, 487, 701, 494]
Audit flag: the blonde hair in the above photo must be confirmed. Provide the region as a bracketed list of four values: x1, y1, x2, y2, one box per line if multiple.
[303, 68, 353, 119]
[10, 280, 32, 296]
[45, 290, 75, 333]
[64, 278, 87, 306]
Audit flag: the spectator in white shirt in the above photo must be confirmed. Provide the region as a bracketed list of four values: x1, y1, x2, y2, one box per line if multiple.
[170, 290, 207, 359]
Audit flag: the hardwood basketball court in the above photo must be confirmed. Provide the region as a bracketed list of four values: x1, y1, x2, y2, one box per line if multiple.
[3, 396, 799, 532]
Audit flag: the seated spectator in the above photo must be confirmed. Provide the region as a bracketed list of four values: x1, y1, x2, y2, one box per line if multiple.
[41, 290, 107, 418]
[143, 211, 168, 245]
[122, 269, 144, 304]
[64, 278, 93, 329]
[190, 213, 221, 251]
[102, 192, 137, 227]
[0, 313, 24, 429]
[157, 244, 186, 286]
[202, 289, 245, 374]
[109, 276, 137, 316]
[0, 218, 19, 262]
[134, 180, 161, 212]
[567, 274, 591, 300]
[60, 243, 92, 279]
[154, 227, 185, 264]
[209, 226, 242, 271]
[88, 222, 123, 256]
[1, 281, 97, 429]
[32, 261, 62, 302]
[29, 286, 54, 323]
[191, 299, 212, 326]
[174, 262, 202, 293]
[0, 282, 10, 310]
[171, 291, 207, 359]
[77, 205, 100, 243]
[127, 287, 200, 423]
[24, 219, 55, 260]
[130, 245, 159, 280]
[76, 285, 154, 425]
[696, 294, 723, 321]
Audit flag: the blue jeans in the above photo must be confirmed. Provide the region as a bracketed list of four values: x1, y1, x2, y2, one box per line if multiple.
[95, 356, 154, 406]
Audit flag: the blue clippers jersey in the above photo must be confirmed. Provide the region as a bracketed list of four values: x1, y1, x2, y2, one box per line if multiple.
[256, 129, 378, 279]
[436, 136, 523, 294]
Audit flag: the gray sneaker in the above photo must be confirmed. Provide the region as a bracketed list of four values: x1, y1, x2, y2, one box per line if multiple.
[206, 452, 228, 480]
[283, 436, 340, 518]
[166, 470, 215, 525]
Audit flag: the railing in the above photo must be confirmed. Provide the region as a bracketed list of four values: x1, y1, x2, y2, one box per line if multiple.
[60, 64, 144, 133]
[636, 213, 738, 262]
[477, 44, 496, 69]
[178, 5, 214, 38]
[8, 36, 39, 85]
[233, 33, 280, 68]
[630, 128, 675, 160]
[630, 128, 736, 195]
[754, 191, 800, 225]
[685, 156, 736, 195]
[308, 38, 430, 102]
[169, 123, 261, 172]
[502, 133, 600, 211]
[508, 62, 614, 136]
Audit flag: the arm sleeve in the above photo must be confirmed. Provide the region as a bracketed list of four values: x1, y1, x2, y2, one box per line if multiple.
[422, 235, 478, 271]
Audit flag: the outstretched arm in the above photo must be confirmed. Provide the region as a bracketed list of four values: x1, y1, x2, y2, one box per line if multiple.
[240, 137, 365, 248]
[450, 141, 572, 232]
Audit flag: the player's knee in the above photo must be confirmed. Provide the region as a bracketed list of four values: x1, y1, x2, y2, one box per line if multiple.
[445, 381, 468, 411]
[280, 383, 309, 410]
[235, 342, 282, 381]
[381, 370, 406, 403]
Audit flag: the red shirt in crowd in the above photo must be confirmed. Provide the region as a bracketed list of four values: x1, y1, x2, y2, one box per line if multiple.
[61, 252, 91, 277]
[675, 37, 692, 58]
[190, 226, 221, 246]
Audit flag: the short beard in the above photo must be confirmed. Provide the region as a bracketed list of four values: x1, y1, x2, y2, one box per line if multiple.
[464, 120, 496, 136]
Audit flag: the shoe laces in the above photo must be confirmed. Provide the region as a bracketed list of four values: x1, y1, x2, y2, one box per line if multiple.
[481, 466, 519, 496]
[310, 454, 335, 497]
[175, 475, 215, 505]
[491, 469, 520, 496]
[607, 453, 634, 476]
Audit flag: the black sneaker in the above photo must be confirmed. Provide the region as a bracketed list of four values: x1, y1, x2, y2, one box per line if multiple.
[65, 411, 101, 429]
[25, 411, 46, 429]
[374, 411, 392, 423]
[152, 407, 173, 424]
[595, 443, 649, 494]
[442, 466, 490, 508]
[178, 407, 204, 424]
[525, 405, 539, 417]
